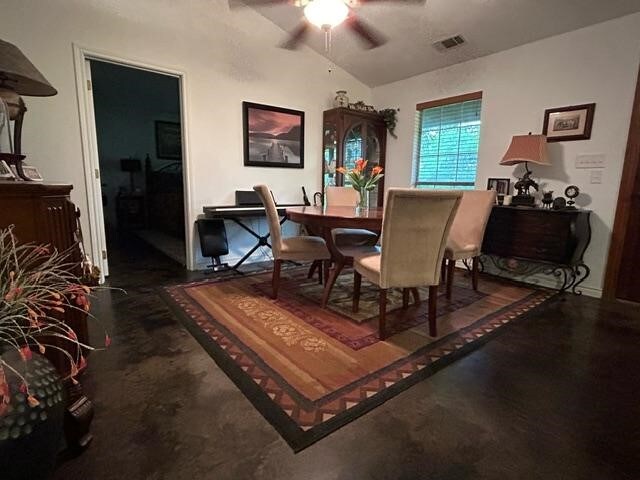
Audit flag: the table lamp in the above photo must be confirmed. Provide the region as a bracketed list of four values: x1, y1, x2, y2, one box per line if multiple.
[0, 38, 57, 179]
[500, 133, 549, 206]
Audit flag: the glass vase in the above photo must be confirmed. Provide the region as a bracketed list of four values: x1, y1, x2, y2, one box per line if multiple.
[358, 189, 370, 209]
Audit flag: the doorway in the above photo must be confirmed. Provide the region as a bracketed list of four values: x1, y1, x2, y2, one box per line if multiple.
[77, 53, 190, 278]
[604, 63, 640, 301]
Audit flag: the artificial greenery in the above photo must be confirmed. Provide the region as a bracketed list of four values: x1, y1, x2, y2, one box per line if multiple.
[378, 108, 399, 139]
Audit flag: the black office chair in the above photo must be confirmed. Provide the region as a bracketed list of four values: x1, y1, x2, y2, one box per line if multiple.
[196, 218, 233, 274]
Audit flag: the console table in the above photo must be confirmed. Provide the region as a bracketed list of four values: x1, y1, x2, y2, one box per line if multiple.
[481, 206, 591, 293]
[0, 181, 94, 449]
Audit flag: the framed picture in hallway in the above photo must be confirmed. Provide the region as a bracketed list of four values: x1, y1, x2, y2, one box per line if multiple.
[155, 121, 182, 160]
[243, 101, 304, 168]
[542, 103, 596, 142]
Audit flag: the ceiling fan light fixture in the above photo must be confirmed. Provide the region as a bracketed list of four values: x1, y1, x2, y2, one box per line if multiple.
[304, 0, 349, 29]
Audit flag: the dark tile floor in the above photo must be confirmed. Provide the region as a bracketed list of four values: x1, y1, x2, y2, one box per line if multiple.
[52, 239, 640, 480]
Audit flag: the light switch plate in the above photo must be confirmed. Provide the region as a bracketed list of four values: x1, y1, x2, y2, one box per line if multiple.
[590, 170, 603, 184]
[576, 154, 605, 169]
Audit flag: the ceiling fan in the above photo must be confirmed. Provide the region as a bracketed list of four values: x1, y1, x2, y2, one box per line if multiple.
[233, 0, 426, 51]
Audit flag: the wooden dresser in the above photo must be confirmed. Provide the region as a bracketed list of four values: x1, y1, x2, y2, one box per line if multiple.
[0, 181, 94, 449]
[482, 206, 591, 293]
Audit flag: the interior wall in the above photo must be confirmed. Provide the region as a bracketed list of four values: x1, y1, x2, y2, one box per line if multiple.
[91, 61, 181, 229]
[0, 0, 371, 269]
[372, 13, 640, 296]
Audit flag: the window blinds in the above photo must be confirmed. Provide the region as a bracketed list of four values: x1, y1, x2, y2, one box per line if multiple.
[414, 98, 482, 189]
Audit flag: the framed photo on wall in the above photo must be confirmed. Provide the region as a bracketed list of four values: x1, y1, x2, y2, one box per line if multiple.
[243, 101, 304, 169]
[542, 103, 596, 142]
[487, 177, 510, 195]
[155, 121, 182, 160]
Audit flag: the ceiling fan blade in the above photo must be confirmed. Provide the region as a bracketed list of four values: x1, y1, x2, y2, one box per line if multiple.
[280, 21, 311, 50]
[229, 0, 295, 9]
[345, 15, 387, 49]
[346, 0, 425, 5]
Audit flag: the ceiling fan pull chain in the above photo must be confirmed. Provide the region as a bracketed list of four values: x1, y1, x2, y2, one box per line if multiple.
[324, 27, 332, 52]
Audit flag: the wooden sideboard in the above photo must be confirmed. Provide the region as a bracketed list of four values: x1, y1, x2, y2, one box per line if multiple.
[0, 181, 94, 449]
[482, 205, 591, 293]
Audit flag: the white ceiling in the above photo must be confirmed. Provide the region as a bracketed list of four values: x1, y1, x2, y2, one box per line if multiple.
[249, 0, 640, 87]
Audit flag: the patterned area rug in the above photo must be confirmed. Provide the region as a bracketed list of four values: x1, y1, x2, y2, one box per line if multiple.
[163, 267, 553, 452]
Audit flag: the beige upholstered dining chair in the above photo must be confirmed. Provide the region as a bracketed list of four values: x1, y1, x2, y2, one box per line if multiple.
[325, 186, 378, 247]
[443, 190, 496, 299]
[253, 185, 331, 299]
[352, 188, 462, 339]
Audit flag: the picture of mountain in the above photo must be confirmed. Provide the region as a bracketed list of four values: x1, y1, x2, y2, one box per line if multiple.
[243, 102, 304, 168]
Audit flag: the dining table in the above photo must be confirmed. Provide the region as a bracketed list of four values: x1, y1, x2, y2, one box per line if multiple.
[286, 205, 384, 307]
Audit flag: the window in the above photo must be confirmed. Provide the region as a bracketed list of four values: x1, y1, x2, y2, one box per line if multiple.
[414, 92, 482, 189]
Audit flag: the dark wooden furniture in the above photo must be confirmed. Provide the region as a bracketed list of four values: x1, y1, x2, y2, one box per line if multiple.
[0, 181, 94, 450]
[116, 192, 146, 231]
[286, 206, 383, 305]
[482, 205, 591, 293]
[322, 108, 387, 206]
[144, 159, 184, 239]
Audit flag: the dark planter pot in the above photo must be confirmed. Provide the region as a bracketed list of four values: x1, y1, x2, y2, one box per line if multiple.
[0, 350, 66, 480]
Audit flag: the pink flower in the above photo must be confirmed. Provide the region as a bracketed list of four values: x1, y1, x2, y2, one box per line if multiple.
[19, 346, 32, 362]
[105, 334, 112, 348]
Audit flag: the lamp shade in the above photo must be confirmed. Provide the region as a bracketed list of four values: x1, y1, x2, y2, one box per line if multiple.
[500, 134, 550, 166]
[0, 39, 57, 96]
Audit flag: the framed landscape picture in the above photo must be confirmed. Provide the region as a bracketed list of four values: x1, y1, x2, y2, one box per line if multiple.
[243, 101, 304, 168]
[542, 103, 595, 142]
[155, 121, 182, 160]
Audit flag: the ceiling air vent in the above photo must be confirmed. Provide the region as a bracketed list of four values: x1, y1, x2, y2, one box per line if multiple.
[433, 35, 466, 51]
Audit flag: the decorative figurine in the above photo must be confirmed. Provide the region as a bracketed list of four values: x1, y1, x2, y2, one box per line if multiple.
[553, 197, 567, 210]
[334, 90, 349, 108]
[542, 190, 554, 209]
[512, 170, 539, 206]
[565, 185, 580, 209]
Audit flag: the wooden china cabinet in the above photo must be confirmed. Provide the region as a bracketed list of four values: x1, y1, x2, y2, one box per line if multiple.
[322, 108, 387, 206]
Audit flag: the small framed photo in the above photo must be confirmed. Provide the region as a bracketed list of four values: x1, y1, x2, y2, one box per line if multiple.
[543, 103, 596, 142]
[487, 177, 510, 195]
[22, 164, 44, 181]
[0, 160, 15, 179]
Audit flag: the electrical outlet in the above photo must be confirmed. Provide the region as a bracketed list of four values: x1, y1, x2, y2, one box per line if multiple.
[590, 170, 603, 184]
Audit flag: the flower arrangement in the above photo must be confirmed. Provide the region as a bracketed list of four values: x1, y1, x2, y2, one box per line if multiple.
[337, 159, 384, 208]
[0, 227, 108, 415]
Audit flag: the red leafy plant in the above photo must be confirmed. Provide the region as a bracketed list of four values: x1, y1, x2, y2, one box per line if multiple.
[0, 227, 109, 415]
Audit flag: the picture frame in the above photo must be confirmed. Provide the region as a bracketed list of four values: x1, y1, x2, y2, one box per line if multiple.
[155, 121, 182, 160]
[243, 101, 304, 169]
[0, 160, 15, 180]
[487, 177, 510, 195]
[542, 103, 596, 142]
[21, 164, 44, 182]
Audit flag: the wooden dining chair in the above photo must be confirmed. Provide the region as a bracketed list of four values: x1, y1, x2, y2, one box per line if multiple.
[253, 185, 331, 299]
[352, 188, 462, 339]
[442, 190, 496, 299]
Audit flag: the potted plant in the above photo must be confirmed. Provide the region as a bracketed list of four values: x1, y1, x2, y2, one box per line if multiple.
[0, 227, 108, 480]
[337, 159, 384, 209]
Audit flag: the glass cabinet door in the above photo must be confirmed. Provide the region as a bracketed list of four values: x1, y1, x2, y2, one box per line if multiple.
[323, 124, 337, 189]
[364, 124, 381, 206]
[342, 123, 363, 187]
